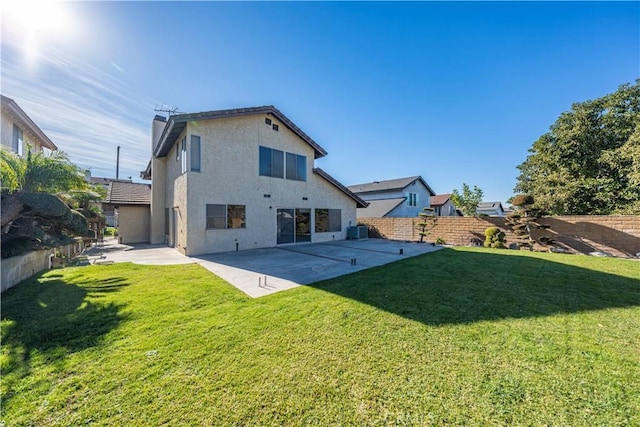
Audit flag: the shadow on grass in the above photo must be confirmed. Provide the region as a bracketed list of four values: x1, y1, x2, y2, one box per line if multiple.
[1, 273, 129, 404]
[309, 248, 640, 326]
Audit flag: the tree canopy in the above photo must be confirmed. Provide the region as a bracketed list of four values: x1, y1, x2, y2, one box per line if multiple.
[450, 183, 484, 216]
[1, 147, 93, 258]
[515, 80, 640, 215]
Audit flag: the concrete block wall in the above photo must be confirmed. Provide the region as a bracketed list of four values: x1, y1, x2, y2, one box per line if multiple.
[1, 248, 54, 292]
[359, 215, 640, 258]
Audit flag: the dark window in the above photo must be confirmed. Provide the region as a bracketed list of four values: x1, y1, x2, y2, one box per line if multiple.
[227, 205, 246, 229]
[272, 124, 279, 131]
[181, 138, 187, 173]
[259, 146, 284, 178]
[190, 135, 201, 172]
[315, 209, 341, 232]
[265, 118, 272, 125]
[207, 204, 246, 229]
[13, 125, 23, 156]
[286, 152, 307, 181]
[206, 204, 226, 229]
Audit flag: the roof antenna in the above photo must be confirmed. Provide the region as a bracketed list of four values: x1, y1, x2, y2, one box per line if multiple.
[154, 103, 183, 117]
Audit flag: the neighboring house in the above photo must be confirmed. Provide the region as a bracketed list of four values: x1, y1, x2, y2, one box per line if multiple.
[430, 193, 462, 217]
[1, 95, 57, 156]
[476, 201, 505, 217]
[90, 176, 133, 227]
[105, 181, 151, 244]
[348, 176, 436, 218]
[144, 106, 367, 255]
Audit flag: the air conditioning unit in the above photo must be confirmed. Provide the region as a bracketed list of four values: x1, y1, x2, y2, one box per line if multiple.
[347, 225, 368, 240]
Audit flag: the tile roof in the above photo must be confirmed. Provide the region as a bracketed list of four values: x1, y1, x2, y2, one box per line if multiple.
[356, 198, 406, 218]
[348, 176, 436, 196]
[106, 181, 151, 205]
[154, 105, 328, 159]
[313, 168, 368, 208]
[430, 193, 451, 206]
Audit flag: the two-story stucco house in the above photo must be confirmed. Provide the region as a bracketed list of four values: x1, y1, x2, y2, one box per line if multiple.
[1, 95, 57, 155]
[348, 176, 436, 218]
[143, 105, 367, 255]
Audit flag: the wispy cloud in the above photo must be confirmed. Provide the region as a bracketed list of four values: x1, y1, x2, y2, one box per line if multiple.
[1, 41, 159, 181]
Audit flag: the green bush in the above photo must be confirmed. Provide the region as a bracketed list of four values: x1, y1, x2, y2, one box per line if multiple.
[484, 227, 507, 249]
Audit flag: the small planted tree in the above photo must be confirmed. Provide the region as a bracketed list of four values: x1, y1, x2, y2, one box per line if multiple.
[450, 183, 484, 216]
[506, 194, 557, 251]
[417, 207, 438, 243]
[484, 227, 507, 249]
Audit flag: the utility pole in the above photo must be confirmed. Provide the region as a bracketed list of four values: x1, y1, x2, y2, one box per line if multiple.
[116, 146, 120, 179]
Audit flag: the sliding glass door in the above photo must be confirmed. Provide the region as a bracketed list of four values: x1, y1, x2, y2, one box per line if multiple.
[277, 208, 311, 244]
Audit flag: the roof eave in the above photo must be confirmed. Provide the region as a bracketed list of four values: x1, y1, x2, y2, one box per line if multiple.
[313, 168, 368, 208]
[2, 95, 58, 150]
[152, 106, 328, 159]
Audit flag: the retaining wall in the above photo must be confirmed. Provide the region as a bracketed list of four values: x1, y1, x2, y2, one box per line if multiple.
[1, 248, 55, 292]
[359, 215, 640, 258]
[1, 241, 87, 293]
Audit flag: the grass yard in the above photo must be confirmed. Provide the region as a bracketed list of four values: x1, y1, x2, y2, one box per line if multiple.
[1, 247, 639, 425]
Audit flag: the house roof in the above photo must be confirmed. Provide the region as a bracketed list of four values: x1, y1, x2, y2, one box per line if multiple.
[154, 105, 328, 159]
[477, 201, 505, 212]
[106, 181, 151, 206]
[313, 168, 368, 208]
[347, 176, 436, 196]
[430, 193, 452, 207]
[1, 95, 57, 151]
[91, 177, 132, 186]
[140, 160, 151, 180]
[356, 197, 406, 217]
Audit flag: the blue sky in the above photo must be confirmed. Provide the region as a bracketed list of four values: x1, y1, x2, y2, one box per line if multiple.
[2, 1, 638, 204]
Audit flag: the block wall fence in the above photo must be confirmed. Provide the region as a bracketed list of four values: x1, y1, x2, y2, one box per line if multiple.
[358, 216, 640, 258]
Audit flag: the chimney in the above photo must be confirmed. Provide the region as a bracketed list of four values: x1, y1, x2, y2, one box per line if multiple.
[152, 115, 167, 153]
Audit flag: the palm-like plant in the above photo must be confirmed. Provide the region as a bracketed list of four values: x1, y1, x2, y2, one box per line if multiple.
[0, 147, 25, 193]
[1, 147, 88, 193]
[1, 147, 93, 258]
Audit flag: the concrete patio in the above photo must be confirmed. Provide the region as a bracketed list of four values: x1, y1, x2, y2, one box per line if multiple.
[85, 238, 442, 297]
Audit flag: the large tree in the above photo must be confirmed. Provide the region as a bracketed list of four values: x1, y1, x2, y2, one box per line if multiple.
[1, 148, 91, 258]
[515, 80, 640, 215]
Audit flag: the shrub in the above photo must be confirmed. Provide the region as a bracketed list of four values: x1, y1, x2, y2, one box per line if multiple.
[484, 227, 507, 249]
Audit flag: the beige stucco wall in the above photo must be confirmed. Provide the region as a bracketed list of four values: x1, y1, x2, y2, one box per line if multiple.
[1, 108, 47, 154]
[1, 249, 55, 292]
[149, 157, 167, 244]
[154, 113, 357, 255]
[118, 205, 150, 244]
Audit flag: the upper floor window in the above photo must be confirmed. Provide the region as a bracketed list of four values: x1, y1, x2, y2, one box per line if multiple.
[286, 152, 306, 181]
[181, 137, 187, 174]
[12, 125, 23, 156]
[407, 192, 417, 207]
[259, 146, 284, 178]
[191, 135, 201, 172]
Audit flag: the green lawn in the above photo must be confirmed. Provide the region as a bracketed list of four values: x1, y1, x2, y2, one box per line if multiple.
[2, 247, 639, 425]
